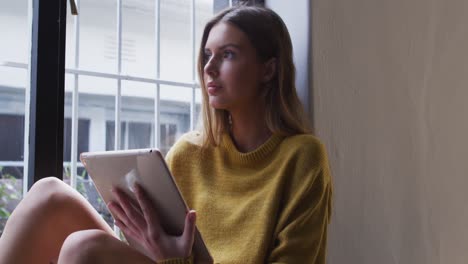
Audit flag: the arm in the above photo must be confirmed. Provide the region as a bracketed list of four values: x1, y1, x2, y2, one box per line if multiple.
[269, 144, 333, 263]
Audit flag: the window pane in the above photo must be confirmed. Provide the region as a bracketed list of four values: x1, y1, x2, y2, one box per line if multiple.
[160, 85, 191, 155]
[105, 121, 126, 151]
[121, 80, 155, 150]
[78, 0, 118, 73]
[0, 0, 28, 237]
[128, 122, 152, 149]
[121, 0, 156, 78]
[195, 0, 215, 82]
[0, 115, 25, 161]
[64, 74, 117, 157]
[0, 1, 29, 64]
[63, 118, 90, 162]
[160, 123, 177, 155]
[160, 0, 192, 82]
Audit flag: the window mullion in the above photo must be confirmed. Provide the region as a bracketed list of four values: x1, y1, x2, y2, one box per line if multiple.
[27, 0, 67, 189]
[23, 0, 33, 196]
[115, 0, 123, 151]
[70, 0, 81, 189]
[154, 0, 161, 149]
[128, 122, 131, 149]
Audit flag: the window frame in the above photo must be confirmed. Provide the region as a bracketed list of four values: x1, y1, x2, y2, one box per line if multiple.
[26, 0, 67, 189]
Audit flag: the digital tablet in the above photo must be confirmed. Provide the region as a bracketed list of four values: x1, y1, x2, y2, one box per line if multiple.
[80, 148, 213, 264]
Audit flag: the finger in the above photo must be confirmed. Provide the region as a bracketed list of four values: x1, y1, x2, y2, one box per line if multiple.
[112, 187, 146, 230]
[180, 210, 196, 256]
[134, 183, 164, 236]
[107, 201, 140, 234]
[114, 219, 142, 242]
[123, 188, 144, 215]
[113, 187, 143, 214]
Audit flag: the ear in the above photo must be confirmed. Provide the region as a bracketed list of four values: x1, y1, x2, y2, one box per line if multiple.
[261, 57, 277, 83]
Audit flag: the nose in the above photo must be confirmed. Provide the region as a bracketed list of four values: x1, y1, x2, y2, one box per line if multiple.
[204, 56, 219, 78]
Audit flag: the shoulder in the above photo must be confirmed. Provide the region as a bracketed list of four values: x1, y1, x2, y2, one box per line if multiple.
[278, 134, 332, 186]
[165, 131, 203, 163]
[281, 133, 325, 148]
[280, 134, 328, 163]
[176, 130, 204, 147]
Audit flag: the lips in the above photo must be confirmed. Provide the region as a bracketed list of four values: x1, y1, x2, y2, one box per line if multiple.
[206, 81, 222, 95]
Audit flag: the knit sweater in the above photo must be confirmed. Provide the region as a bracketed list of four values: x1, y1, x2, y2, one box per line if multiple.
[163, 131, 333, 264]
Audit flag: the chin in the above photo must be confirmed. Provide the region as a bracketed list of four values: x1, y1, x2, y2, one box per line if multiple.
[210, 104, 228, 111]
[209, 99, 229, 110]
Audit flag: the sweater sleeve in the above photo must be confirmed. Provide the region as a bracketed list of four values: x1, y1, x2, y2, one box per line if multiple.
[157, 255, 194, 264]
[268, 143, 333, 263]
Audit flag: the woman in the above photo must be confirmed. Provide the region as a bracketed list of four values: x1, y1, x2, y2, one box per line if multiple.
[0, 6, 332, 264]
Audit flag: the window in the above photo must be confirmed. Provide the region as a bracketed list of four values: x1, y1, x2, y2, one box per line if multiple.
[63, 0, 215, 228]
[0, 0, 237, 236]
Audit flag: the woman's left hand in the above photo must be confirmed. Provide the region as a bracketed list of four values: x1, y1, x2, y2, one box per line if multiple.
[107, 184, 196, 262]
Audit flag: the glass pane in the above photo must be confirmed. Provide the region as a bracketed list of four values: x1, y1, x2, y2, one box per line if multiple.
[195, 0, 214, 82]
[160, 85, 191, 156]
[80, 77, 117, 145]
[121, 0, 156, 78]
[105, 120, 126, 151]
[79, 0, 118, 74]
[160, 0, 192, 82]
[63, 117, 91, 162]
[0, 1, 29, 64]
[121, 80, 155, 150]
[129, 122, 152, 149]
[63, 74, 91, 163]
[0, 0, 28, 237]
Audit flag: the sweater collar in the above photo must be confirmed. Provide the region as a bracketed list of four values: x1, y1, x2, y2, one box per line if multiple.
[221, 133, 284, 165]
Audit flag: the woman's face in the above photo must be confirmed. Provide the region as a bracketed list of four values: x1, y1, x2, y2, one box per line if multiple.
[203, 22, 265, 112]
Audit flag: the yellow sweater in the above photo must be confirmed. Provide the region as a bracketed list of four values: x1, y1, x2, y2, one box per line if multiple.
[165, 131, 333, 264]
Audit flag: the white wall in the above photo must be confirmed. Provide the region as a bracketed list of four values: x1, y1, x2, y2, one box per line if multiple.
[266, 0, 311, 119]
[310, 0, 468, 263]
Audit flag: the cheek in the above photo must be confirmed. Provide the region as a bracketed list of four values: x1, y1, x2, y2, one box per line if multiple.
[221, 63, 259, 90]
[220, 63, 242, 80]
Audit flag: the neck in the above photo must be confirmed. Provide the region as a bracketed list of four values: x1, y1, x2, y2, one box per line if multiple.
[228, 106, 272, 153]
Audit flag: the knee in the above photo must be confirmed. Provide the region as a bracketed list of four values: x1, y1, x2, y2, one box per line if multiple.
[27, 177, 75, 214]
[59, 230, 113, 263]
[30, 177, 65, 193]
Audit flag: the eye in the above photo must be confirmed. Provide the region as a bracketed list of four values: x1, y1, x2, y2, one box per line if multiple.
[223, 50, 235, 59]
[203, 51, 212, 64]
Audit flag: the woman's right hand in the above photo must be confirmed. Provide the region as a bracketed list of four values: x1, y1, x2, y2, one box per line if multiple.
[107, 183, 196, 262]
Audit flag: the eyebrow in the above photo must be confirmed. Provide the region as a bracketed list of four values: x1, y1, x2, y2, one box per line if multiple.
[204, 43, 242, 52]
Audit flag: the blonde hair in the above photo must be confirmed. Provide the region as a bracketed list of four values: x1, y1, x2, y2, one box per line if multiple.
[197, 6, 311, 148]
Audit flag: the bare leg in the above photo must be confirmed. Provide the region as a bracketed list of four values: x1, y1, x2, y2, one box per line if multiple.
[0, 177, 115, 264]
[58, 229, 154, 264]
